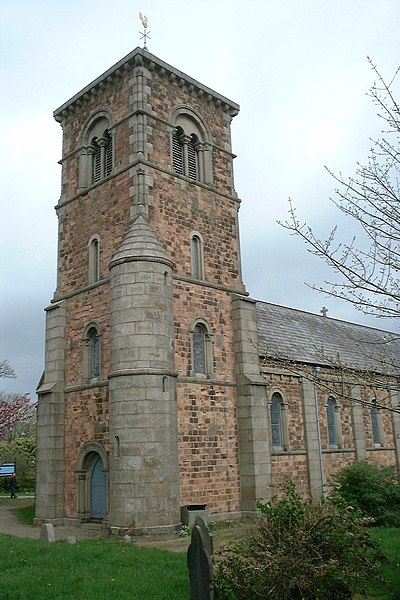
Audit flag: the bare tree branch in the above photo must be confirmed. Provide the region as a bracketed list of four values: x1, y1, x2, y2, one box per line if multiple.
[0, 360, 16, 380]
[280, 61, 400, 322]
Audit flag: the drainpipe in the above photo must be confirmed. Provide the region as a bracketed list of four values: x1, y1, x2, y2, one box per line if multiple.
[313, 367, 326, 496]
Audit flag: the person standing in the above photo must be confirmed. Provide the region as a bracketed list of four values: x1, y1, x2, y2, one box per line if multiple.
[10, 473, 17, 499]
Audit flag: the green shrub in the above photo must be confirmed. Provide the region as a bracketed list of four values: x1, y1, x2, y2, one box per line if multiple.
[213, 481, 385, 600]
[0, 435, 36, 492]
[331, 461, 400, 527]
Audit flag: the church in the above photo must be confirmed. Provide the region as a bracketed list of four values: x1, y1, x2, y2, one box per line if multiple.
[35, 46, 400, 536]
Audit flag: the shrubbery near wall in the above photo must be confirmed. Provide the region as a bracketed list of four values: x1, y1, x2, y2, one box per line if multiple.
[331, 460, 400, 527]
[213, 481, 384, 600]
[0, 436, 36, 492]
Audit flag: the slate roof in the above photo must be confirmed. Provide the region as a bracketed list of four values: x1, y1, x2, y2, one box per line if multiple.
[255, 301, 400, 376]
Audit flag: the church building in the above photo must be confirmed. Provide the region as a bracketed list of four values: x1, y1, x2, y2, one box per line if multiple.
[35, 47, 400, 535]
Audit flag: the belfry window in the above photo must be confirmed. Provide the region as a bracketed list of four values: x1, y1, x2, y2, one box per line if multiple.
[170, 107, 212, 184]
[187, 134, 199, 180]
[90, 130, 113, 184]
[172, 126, 184, 175]
[79, 110, 115, 191]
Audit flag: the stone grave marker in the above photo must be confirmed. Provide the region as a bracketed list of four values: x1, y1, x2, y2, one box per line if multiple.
[40, 522, 56, 543]
[187, 516, 213, 600]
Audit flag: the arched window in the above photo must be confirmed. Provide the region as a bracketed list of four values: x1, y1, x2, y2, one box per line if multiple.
[371, 406, 383, 446]
[83, 323, 101, 381]
[88, 327, 100, 378]
[90, 130, 113, 184]
[190, 319, 213, 378]
[269, 391, 289, 450]
[327, 397, 337, 446]
[170, 106, 212, 184]
[88, 236, 100, 284]
[79, 110, 115, 190]
[271, 393, 283, 447]
[193, 324, 206, 374]
[190, 232, 204, 280]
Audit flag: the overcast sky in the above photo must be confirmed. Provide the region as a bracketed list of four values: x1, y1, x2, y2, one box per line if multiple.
[1, 0, 399, 399]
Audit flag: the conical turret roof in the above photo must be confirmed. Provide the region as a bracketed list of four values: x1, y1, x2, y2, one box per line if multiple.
[109, 215, 173, 269]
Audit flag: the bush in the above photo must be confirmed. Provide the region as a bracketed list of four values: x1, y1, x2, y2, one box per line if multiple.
[0, 435, 36, 492]
[331, 461, 400, 527]
[213, 481, 385, 600]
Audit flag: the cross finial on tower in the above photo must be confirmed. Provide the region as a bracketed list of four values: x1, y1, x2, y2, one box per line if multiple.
[139, 12, 151, 50]
[320, 306, 328, 317]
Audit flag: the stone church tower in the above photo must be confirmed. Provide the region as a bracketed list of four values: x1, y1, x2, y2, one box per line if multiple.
[35, 47, 268, 534]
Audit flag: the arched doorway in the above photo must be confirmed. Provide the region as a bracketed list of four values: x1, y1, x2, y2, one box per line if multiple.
[89, 453, 107, 519]
[75, 443, 108, 522]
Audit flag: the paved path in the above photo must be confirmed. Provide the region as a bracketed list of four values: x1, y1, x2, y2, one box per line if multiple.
[0, 498, 104, 541]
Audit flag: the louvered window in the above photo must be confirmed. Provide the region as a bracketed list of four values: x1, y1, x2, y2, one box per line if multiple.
[271, 393, 283, 447]
[188, 135, 198, 181]
[92, 140, 101, 183]
[172, 128, 184, 175]
[105, 133, 113, 177]
[327, 398, 337, 445]
[193, 324, 206, 374]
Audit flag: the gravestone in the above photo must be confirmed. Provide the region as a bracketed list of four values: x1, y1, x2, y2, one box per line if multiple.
[187, 516, 213, 600]
[40, 522, 56, 543]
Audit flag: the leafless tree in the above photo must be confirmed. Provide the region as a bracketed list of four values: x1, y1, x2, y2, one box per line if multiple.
[0, 359, 16, 380]
[282, 59, 400, 322]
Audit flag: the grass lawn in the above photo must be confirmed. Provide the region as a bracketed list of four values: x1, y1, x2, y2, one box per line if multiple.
[364, 527, 400, 600]
[0, 535, 189, 600]
[2, 500, 399, 599]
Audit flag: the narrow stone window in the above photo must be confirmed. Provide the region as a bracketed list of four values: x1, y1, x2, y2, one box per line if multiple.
[83, 323, 102, 382]
[271, 393, 283, 447]
[327, 397, 337, 445]
[88, 236, 100, 284]
[88, 327, 100, 378]
[193, 324, 206, 374]
[190, 319, 213, 378]
[191, 233, 204, 279]
[371, 406, 383, 446]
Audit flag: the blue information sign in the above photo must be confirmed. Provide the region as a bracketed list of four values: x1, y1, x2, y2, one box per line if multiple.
[0, 463, 16, 477]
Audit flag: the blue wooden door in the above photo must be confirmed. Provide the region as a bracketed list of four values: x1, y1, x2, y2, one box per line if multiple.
[89, 454, 106, 518]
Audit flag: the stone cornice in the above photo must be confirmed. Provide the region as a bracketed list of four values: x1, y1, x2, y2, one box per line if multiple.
[53, 47, 240, 123]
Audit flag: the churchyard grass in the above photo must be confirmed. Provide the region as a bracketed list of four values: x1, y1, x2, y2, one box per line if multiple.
[363, 527, 400, 600]
[0, 535, 189, 600]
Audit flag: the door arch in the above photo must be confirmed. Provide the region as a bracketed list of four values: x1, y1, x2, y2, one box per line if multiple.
[89, 454, 107, 518]
[75, 443, 108, 521]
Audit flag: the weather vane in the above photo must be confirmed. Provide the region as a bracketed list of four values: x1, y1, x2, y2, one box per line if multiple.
[139, 12, 150, 50]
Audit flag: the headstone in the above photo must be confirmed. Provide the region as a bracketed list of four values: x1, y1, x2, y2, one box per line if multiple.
[40, 522, 56, 543]
[187, 516, 213, 600]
